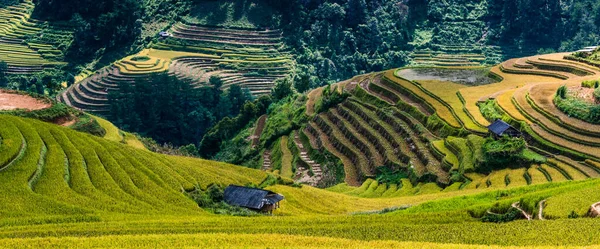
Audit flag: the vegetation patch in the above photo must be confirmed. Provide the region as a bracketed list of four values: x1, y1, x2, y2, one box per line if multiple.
[554, 85, 600, 124]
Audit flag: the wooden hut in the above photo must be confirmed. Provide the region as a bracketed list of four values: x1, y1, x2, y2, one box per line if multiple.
[488, 119, 521, 139]
[223, 185, 284, 213]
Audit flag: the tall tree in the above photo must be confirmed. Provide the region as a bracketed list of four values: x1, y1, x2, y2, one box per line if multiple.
[0, 61, 7, 88]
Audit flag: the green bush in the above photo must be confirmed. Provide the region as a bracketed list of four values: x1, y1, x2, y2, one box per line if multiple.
[130, 56, 150, 62]
[481, 207, 523, 223]
[69, 114, 106, 137]
[581, 79, 600, 88]
[480, 136, 527, 171]
[556, 85, 567, 99]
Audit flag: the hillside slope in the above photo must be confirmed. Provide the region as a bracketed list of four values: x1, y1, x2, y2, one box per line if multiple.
[214, 52, 600, 195]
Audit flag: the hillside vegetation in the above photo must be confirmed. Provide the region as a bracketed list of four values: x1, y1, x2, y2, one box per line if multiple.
[2, 115, 600, 248]
[2, 0, 600, 248]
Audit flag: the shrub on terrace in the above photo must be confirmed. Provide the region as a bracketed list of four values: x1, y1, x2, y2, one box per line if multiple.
[582, 79, 600, 88]
[557, 85, 567, 99]
[185, 184, 259, 216]
[479, 136, 527, 172]
[314, 84, 349, 114]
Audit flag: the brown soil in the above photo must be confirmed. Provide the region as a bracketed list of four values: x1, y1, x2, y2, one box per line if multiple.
[0, 91, 51, 111]
[568, 86, 596, 104]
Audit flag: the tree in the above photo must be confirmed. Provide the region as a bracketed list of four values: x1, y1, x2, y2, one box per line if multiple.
[271, 77, 293, 101]
[226, 84, 251, 117]
[66, 74, 75, 87]
[294, 74, 311, 93]
[345, 0, 367, 27]
[0, 61, 7, 88]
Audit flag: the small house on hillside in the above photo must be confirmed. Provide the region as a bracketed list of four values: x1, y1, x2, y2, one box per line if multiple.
[159, 31, 170, 38]
[488, 119, 521, 139]
[577, 46, 599, 56]
[224, 185, 284, 213]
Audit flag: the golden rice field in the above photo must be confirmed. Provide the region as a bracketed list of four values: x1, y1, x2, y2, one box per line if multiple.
[4, 107, 600, 248]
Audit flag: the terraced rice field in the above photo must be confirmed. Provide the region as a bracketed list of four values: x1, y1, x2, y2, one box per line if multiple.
[161, 23, 293, 96]
[490, 54, 600, 163]
[60, 23, 294, 115]
[297, 50, 600, 194]
[0, 1, 72, 73]
[305, 95, 449, 186]
[409, 46, 496, 67]
[5, 115, 600, 247]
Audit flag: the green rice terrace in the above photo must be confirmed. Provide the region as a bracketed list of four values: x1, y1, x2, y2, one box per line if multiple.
[58, 22, 293, 116]
[0, 0, 71, 74]
[246, 52, 600, 192]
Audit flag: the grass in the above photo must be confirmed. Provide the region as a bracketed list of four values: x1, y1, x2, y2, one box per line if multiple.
[279, 136, 293, 178]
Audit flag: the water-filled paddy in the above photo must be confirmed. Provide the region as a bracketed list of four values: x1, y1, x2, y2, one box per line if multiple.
[396, 68, 499, 86]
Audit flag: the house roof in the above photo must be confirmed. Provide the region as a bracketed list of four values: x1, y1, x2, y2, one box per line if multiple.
[224, 185, 284, 210]
[488, 119, 513, 136]
[578, 49, 595, 53]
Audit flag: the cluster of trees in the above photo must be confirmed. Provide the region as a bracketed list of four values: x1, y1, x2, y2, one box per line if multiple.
[1, 69, 66, 95]
[266, 0, 413, 88]
[33, 0, 143, 58]
[0, 61, 7, 88]
[108, 73, 253, 147]
[200, 78, 295, 157]
[488, 0, 600, 51]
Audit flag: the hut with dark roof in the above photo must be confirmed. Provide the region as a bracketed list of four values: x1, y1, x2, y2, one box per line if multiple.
[488, 119, 521, 139]
[223, 185, 284, 213]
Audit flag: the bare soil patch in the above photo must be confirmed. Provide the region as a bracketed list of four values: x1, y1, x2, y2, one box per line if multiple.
[568, 86, 596, 104]
[0, 91, 51, 111]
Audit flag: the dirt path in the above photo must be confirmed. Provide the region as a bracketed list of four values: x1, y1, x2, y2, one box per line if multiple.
[538, 200, 546, 220]
[250, 115, 267, 148]
[59, 119, 77, 127]
[0, 91, 51, 111]
[292, 132, 322, 186]
[261, 150, 272, 171]
[590, 201, 600, 217]
[512, 202, 532, 221]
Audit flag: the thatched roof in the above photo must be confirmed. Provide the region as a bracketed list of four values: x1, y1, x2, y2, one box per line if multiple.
[224, 185, 284, 210]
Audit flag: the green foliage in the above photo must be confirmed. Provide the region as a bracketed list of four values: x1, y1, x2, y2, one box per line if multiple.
[478, 99, 503, 121]
[594, 87, 600, 102]
[34, 0, 143, 59]
[69, 114, 106, 137]
[259, 96, 307, 148]
[582, 79, 600, 88]
[313, 84, 349, 114]
[109, 73, 220, 147]
[200, 95, 272, 158]
[556, 85, 567, 99]
[481, 207, 523, 223]
[271, 77, 294, 102]
[186, 184, 259, 216]
[375, 166, 408, 185]
[480, 136, 535, 172]
[0, 61, 7, 88]
[554, 93, 600, 124]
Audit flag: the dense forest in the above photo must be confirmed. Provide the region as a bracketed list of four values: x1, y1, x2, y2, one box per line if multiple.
[108, 73, 256, 147]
